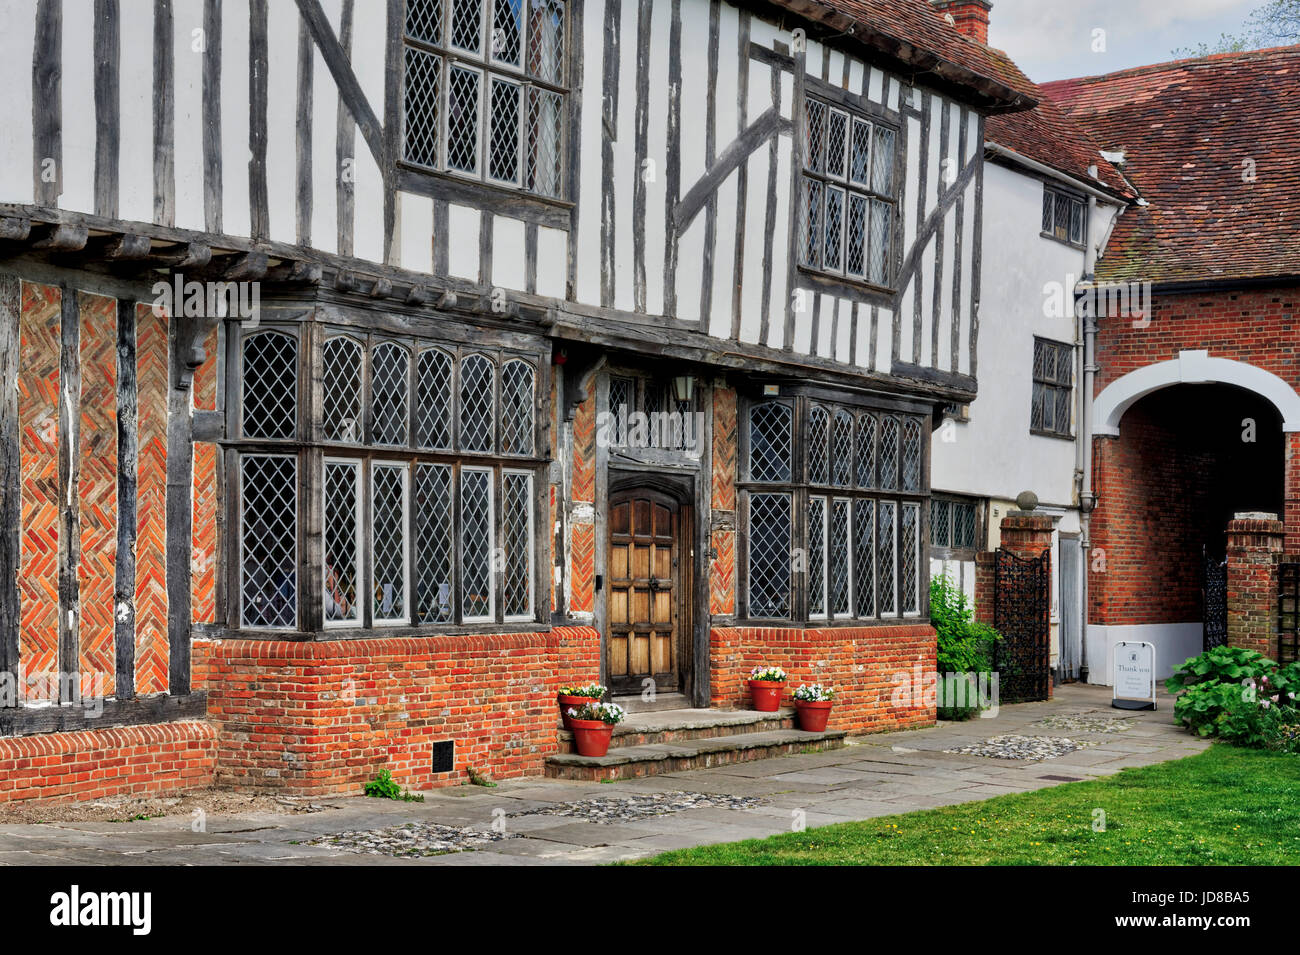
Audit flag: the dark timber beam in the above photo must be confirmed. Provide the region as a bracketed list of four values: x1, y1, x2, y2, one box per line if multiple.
[0, 276, 19, 704]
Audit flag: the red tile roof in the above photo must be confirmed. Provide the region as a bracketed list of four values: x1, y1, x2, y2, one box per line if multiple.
[1043, 46, 1300, 285]
[771, 0, 1040, 110]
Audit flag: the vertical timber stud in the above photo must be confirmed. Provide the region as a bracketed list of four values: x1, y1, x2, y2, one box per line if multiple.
[248, 0, 269, 241]
[154, 0, 175, 226]
[33, 0, 62, 207]
[203, 0, 223, 233]
[166, 315, 217, 695]
[93, 0, 121, 221]
[784, 38, 806, 353]
[57, 288, 81, 703]
[114, 298, 138, 700]
[599, 0, 620, 309]
[336, 0, 356, 256]
[662, 0, 681, 316]
[0, 276, 20, 701]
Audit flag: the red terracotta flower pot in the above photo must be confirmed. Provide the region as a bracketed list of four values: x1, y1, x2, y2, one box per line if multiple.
[569, 718, 615, 757]
[747, 680, 785, 712]
[796, 700, 833, 732]
[558, 694, 601, 730]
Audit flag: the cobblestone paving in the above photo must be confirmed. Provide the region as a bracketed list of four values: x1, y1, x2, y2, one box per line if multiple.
[511, 791, 762, 823]
[943, 733, 1097, 761]
[0, 684, 1209, 866]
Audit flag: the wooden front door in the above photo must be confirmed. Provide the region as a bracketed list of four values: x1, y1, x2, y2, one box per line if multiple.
[607, 489, 690, 695]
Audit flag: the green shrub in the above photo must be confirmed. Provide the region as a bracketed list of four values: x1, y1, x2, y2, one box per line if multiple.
[1166, 647, 1300, 750]
[929, 575, 1001, 720]
[363, 768, 425, 801]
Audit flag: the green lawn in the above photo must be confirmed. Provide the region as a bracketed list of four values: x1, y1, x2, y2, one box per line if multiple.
[636, 745, 1300, 865]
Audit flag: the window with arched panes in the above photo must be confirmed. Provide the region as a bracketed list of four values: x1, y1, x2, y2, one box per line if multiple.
[740, 393, 928, 623]
[233, 325, 543, 633]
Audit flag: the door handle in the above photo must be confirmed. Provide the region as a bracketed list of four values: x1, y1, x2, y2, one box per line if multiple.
[648, 576, 660, 593]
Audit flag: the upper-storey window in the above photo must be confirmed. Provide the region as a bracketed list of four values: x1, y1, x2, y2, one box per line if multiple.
[1042, 185, 1085, 248]
[402, 0, 566, 198]
[798, 93, 897, 288]
[1031, 337, 1073, 438]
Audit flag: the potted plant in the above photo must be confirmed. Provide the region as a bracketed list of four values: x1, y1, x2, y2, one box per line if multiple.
[793, 683, 835, 731]
[747, 665, 787, 712]
[557, 682, 606, 730]
[566, 701, 626, 757]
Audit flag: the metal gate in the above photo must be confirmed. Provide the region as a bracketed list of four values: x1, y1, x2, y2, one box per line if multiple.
[1203, 549, 1228, 652]
[1279, 562, 1300, 664]
[993, 548, 1050, 703]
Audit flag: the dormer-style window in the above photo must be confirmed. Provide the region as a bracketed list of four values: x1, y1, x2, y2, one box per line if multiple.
[798, 93, 898, 288]
[1042, 185, 1086, 248]
[402, 0, 567, 199]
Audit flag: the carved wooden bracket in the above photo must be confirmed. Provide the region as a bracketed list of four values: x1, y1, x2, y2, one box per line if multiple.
[172, 313, 219, 392]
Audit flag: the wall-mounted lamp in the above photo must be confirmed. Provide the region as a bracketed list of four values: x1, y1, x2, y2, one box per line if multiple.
[671, 374, 695, 404]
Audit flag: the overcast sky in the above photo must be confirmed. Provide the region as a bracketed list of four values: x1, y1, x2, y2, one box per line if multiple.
[986, 0, 1261, 82]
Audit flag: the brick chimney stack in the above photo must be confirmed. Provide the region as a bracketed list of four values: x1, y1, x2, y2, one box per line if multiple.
[930, 0, 993, 45]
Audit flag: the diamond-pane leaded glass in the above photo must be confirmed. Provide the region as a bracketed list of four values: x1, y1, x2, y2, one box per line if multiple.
[954, 502, 977, 549]
[748, 492, 791, 618]
[491, 0, 522, 65]
[447, 65, 481, 173]
[372, 464, 408, 622]
[854, 499, 875, 617]
[832, 409, 853, 487]
[461, 468, 494, 619]
[416, 348, 452, 449]
[850, 118, 871, 185]
[489, 77, 521, 183]
[503, 471, 532, 617]
[451, 0, 483, 51]
[856, 413, 876, 487]
[324, 461, 360, 624]
[826, 108, 847, 179]
[877, 500, 896, 615]
[901, 502, 919, 614]
[846, 194, 867, 277]
[406, 0, 442, 44]
[824, 185, 844, 272]
[931, 498, 950, 547]
[500, 359, 535, 455]
[807, 496, 827, 617]
[901, 416, 923, 492]
[459, 354, 495, 452]
[868, 198, 891, 285]
[805, 98, 826, 173]
[415, 463, 454, 624]
[240, 454, 297, 628]
[879, 415, 899, 491]
[241, 331, 297, 439]
[525, 86, 563, 197]
[403, 45, 441, 168]
[749, 403, 792, 483]
[872, 126, 895, 196]
[800, 178, 822, 268]
[830, 498, 851, 616]
[808, 405, 829, 485]
[609, 376, 632, 418]
[323, 337, 362, 443]
[528, 0, 564, 84]
[371, 342, 409, 446]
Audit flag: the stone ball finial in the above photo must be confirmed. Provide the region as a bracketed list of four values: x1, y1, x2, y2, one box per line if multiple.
[1015, 490, 1039, 512]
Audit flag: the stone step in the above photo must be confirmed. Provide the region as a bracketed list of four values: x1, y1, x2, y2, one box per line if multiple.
[555, 707, 798, 754]
[612, 692, 692, 714]
[545, 728, 847, 781]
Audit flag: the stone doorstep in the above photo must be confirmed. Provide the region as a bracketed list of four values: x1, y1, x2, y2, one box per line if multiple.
[555, 707, 797, 754]
[544, 728, 847, 781]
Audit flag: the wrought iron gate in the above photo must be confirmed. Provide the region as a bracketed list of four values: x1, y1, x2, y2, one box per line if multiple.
[1203, 549, 1228, 652]
[993, 548, 1050, 703]
[1279, 562, 1300, 665]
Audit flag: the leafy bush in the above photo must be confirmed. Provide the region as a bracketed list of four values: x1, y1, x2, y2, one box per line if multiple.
[1166, 648, 1300, 750]
[929, 575, 1001, 720]
[363, 768, 424, 801]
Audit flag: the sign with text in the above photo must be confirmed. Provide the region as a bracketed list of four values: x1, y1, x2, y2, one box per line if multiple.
[1112, 641, 1157, 710]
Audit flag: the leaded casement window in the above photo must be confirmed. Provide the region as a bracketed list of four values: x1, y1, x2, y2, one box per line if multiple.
[742, 396, 928, 623]
[605, 372, 701, 452]
[1042, 185, 1086, 248]
[798, 92, 897, 287]
[234, 323, 543, 632]
[1031, 337, 1074, 438]
[402, 0, 567, 198]
[931, 495, 980, 560]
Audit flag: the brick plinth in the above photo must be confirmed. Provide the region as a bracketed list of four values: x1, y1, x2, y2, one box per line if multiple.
[0, 721, 216, 804]
[709, 624, 937, 733]
[1226, 518, 1285, 658]
[194, 629, 600, 794]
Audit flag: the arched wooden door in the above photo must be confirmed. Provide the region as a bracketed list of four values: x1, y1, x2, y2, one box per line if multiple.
[607, 488, 691, 695]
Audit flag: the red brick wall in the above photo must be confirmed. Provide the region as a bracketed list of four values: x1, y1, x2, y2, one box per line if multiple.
[709, 624, 937, 733]
[194, 629, 598, 794]
[0, 722, 215, 804]
[1225, 518, 1285, 657]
